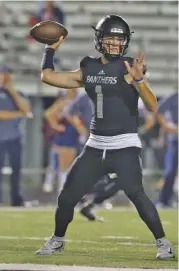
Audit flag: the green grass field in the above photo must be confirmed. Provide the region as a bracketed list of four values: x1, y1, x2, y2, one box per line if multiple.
[0, 207, 177, 269]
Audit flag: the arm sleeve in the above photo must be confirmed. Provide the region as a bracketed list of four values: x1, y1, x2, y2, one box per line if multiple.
[80, 56, 89, 83]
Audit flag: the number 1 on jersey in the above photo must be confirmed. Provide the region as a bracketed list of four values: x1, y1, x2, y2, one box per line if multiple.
[95, 85, 103, 119]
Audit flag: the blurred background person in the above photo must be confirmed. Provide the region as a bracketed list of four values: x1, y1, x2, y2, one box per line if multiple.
[43, 88, 81, 194]
[37, 0, 65, 25]
[155, 92, 178, 208]
[0, 66, 31, 206]
[28, 0, 65, 32]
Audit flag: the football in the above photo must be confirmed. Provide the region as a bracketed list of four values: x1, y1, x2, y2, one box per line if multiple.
[30, 21, 68, 45]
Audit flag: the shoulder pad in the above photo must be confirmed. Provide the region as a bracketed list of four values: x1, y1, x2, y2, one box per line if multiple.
[80, 56, 97, 68]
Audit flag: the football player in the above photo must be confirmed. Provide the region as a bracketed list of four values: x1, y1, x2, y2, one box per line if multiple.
[36, 15, 174, 259]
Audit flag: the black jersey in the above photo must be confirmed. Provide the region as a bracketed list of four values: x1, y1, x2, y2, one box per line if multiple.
[80, 56, 139, 136]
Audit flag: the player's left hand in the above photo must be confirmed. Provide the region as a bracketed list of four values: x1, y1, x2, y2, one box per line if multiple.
[124, 54, 145, 80]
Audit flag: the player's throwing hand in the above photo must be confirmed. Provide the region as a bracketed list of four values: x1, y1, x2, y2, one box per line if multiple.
[46, 36, 65, 50]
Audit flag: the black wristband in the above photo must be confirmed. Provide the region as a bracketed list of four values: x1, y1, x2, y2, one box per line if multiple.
[41, 48, 55, 70]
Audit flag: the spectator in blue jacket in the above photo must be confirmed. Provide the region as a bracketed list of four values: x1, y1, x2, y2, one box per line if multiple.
[0, 66, 31, 206]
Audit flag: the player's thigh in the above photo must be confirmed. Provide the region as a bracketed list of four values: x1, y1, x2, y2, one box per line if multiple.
[111, 147, 143, 194]
[59, 146, 105, 204]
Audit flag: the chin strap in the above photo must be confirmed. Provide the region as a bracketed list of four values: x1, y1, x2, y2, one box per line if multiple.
[104, 52, 122, 61]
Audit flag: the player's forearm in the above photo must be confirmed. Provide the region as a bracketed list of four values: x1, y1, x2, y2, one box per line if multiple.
[0, 111, 25, 119]
[135, 81, 158, 113]
[7, 88, 30, 114]
[41, 69, 58, 86]
[41, 48, 83, 88]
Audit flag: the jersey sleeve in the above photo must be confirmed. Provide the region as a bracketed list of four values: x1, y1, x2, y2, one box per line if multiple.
[80, 56, 89, 69]
[80, 56, 90, 83]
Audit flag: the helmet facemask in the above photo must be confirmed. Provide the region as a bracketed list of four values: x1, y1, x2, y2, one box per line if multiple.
[102, 34, 129, 60]
[93, 27, 130, 61]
